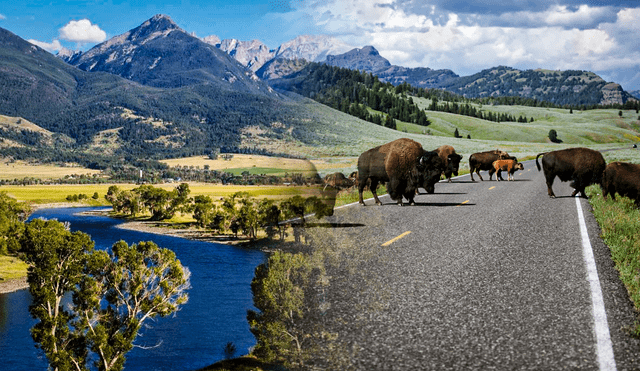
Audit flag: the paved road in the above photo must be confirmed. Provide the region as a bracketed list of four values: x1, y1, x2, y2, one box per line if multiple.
[309, 160, 640, 370]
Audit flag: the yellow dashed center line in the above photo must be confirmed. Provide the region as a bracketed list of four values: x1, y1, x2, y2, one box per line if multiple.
[456, 200, 470, 207]
[381, 231, 411, 247]
[489, 186, 496, 190]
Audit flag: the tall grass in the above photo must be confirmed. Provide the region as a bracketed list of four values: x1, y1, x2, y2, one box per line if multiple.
[587, 184, 640, 335]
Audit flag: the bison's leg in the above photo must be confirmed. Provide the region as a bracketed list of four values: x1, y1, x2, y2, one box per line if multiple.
[358, 180, 367, 206]
[570, 173, 588, 198]
[489, 168, 496, 181]
[476, 168, 484, 181]
[496, 169, 502, 181]
[543, 170, 556, 198]
[370, 179, 383, 205]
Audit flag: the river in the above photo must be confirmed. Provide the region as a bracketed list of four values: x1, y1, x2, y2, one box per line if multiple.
[0, 207, 266, 371]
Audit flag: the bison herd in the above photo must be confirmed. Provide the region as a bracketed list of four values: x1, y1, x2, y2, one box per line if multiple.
[324, 138, 640, 208]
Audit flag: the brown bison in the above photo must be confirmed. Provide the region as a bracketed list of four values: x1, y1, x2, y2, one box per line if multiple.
[492, 159, 524, 181]
[469, 150, 513, 181]
[357, 138, 443, 206]
[601, 161, 640, 207]
[434, 145, 463, 182]
[323, 172, 355, 191]
[535, 147, 606, 198]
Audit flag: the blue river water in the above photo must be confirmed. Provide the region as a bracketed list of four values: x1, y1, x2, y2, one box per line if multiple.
[0, 207, 266, 371]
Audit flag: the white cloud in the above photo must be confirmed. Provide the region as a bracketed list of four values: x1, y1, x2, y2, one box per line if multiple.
[59, 19, 107, 43]
[0, 13, 6, 20]
[28, 39, 63, 52]
[287, 1, 640, 88]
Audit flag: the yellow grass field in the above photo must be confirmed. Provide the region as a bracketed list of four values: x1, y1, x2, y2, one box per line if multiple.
[0, 160, 101, 180]
[1, 183, 328, 204]
[0, 255, 28, 280]
[160, 154, 357, 175]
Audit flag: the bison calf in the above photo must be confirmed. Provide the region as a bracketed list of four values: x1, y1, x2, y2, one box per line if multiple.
[601, 161, 640, 207]
[493, 159, 524, 181]
[536, 147, 606, 198]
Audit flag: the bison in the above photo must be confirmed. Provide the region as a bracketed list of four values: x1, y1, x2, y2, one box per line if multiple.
[469, 150, 513, 181]
[434, 145, 463, 182]
[323, 172, 355, 191]
[601, 161, 640, 207]
[535, 147, 606, 198]
[357, 138, 443, 206]
[492, 159, 524, 181]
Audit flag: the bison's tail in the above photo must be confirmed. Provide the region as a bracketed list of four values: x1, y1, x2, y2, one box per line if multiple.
[535, 152, 547, 171]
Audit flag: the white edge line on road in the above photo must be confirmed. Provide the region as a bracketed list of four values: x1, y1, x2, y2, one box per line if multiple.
[575, 197, 617, 371]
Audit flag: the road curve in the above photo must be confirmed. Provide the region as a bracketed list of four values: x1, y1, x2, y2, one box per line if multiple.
[309, 160, 640, 370]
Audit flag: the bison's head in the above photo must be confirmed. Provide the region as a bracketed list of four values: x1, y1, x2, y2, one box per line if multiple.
[418, 151, 445, 194]
[447, 153, 463, 177]
[515, 162, 524, 171]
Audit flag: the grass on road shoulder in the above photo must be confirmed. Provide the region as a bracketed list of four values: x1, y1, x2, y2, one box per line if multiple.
[587, 184, 640, 336]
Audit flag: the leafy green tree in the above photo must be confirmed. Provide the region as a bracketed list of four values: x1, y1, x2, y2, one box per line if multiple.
[78, 241, 190, 371]
[20, 220, 190, 371]
[21, 219, 94, 371]
[0, 191, 31, 255]
[247, 251, 315, 367]
[192, 195, 215, 228]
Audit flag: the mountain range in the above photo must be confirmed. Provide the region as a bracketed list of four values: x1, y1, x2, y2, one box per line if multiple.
[56, 14, 636, 107]
[0, 14, 637, 169]
[0, 17, 310, 167]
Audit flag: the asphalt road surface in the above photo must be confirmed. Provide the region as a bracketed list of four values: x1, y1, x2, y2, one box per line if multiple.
[310, 160, 640, 370]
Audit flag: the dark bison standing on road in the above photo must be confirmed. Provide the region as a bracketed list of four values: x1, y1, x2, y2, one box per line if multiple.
[536, 147, 606, 198]
[358, 138, 442, 206]
[601, 161, 640, 207]
[323, 172, 355, 191]
[434, 145, 463, 183]
[469, 150, 512, 181]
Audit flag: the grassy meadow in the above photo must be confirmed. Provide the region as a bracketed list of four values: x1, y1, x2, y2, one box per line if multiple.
[0, 255, 28, 280]
[0, 159, 101, 180]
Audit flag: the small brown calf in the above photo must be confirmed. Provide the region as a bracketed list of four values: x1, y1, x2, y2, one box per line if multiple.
[492, 159, 524, 181]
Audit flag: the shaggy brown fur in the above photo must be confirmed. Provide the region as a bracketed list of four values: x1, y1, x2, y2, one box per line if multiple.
[357, 138, 441, 206]
[536, 147, 606, 198]
[469, 149, 513, 181]
[434, 145, 463, 183]
[601, 161, 640, 207]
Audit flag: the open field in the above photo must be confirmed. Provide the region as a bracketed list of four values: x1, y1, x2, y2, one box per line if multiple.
[1, 183, 337, 205]
[0, 160, 102, 180]
[409, 98, 640, 145]
[0, 255, 28, 280]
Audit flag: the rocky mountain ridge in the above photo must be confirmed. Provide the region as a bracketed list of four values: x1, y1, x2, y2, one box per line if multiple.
[53, 14, 636, 106]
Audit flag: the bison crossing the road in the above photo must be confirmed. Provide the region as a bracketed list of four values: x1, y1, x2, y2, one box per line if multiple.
[536, 147, 606, 198]
[493, 159, 524, 181]
[468, 149, 516, 181]
[346, 140, 640, 208]
[356, 138, 444, 206]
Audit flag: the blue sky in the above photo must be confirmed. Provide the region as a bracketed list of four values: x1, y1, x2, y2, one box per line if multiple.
[2, 0, 639, 90]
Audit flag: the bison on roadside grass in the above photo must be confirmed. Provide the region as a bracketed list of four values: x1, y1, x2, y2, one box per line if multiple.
[536, 147, 606, 198]
[358, 138, 443, 206]
[601, 161, 640, 207]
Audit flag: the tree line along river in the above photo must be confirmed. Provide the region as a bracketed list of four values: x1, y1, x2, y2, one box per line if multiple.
[0, 207, 266, 371]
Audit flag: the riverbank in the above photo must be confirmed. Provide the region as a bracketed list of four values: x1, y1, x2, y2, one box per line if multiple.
[0, 277, 28, 294]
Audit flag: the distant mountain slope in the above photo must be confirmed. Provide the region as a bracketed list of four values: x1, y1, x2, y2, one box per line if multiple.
[436, 66, 635, 106]
[324, 46, 459, 89]
[70, 14, 271, 94]
[630, 90, 640, 100]
[0, 25, 312, 166]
